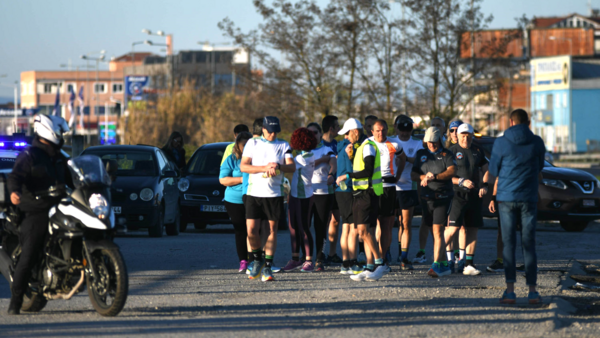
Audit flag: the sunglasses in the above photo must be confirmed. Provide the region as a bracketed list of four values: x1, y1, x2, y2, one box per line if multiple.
[450, 128, 457, 133]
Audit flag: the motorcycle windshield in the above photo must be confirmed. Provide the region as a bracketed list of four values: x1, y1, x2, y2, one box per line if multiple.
[68, 155, 112, 188]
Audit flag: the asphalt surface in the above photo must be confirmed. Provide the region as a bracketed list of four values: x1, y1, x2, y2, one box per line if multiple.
[1, 218, 600, 337]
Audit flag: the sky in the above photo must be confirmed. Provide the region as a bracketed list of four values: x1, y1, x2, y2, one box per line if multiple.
[0, 0, 597, 102]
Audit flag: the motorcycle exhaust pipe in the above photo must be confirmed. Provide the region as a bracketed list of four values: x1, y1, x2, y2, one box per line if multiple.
[0, 249, 12, 284]
[45, 270, 85, 300]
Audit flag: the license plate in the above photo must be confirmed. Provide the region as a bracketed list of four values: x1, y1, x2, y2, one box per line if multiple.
[112, 206, 122, 214]
[201, 205, 226, 212]
[583, 200, 595, 207]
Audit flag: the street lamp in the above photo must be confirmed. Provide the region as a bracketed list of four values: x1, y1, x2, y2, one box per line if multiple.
[549, 36, 573, 55]
[81, 51, 106, 144]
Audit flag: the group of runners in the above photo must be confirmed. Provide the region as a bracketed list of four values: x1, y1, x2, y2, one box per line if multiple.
[219, 113, 492, 282]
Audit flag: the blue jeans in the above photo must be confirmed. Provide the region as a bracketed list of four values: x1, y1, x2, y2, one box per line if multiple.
[498, 202, 538, 286]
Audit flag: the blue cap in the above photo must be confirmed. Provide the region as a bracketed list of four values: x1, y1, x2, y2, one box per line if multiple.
[449, 120, 463, 130]
[263, 116, 281, 133]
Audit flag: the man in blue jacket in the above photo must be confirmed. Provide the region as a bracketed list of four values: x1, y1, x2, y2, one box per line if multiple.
[489, 109, 545, 305]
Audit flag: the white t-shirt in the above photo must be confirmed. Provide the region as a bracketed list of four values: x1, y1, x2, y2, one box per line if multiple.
[291, 152, 315, 199]
[391, 135, 424, 191]
[368, 136, 403, 188]
[311, 143, 336, 195]
[242, 137, 293, 198]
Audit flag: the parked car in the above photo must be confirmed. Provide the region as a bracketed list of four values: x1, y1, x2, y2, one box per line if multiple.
[81, 145, 181, 237]
[178, 142, 229, 230]
[473, 136, 600, 232]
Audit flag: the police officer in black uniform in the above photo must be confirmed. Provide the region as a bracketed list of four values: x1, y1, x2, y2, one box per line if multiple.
[445, 123, 489, 276]
[411, 126, 456, 278]
[7, 114, 71, 315]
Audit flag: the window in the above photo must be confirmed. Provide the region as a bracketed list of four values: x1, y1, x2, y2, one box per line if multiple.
[181, 52, 193, 64]
[86, 151, 157, 177]
[41, 82, 61, 94]
[563, 92, 568, 108]
[94, 83, 107, 94]
[66, 82, 77, 94]
[195, 51, 207, 63]
[21, 82, 28, 95]
[188, 149, 224, 175]
[156, 150, 167, 171]
[112, 83, 123, 93]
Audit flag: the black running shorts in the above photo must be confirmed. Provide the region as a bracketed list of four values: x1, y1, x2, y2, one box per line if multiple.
[245, 195, 284, 222]
[352, 189, 379, 228]
[396, 190, 419, 210]
[448, 191, 484, 228]
[335, 191, 354, 224]
[421, 198, 451, 226]
[379, 187, 397, 217]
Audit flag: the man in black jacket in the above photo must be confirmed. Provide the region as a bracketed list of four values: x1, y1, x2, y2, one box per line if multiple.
[7, 114, 71, 315]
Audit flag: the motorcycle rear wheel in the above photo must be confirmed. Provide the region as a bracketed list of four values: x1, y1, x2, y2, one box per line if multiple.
[21, 286, 47, 312]
[86, 248, 128, 316]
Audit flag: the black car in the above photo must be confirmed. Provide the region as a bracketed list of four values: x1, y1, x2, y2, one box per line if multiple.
[178, 142, 229, 230]
[81, 145, 181, 237]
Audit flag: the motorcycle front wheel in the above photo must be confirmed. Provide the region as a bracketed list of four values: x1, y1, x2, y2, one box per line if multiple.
[86, 248, 128, 316]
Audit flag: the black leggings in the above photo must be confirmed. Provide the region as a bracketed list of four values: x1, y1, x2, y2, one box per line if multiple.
[12, 212, 48, 298]
[224, 202, 248, 262]
[311, 194, 333, 261]
[288, 196, 313, 257]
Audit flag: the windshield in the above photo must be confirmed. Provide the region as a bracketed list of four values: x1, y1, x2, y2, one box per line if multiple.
[68, 155, 111, 188]
[85, 150, 157, 177]
[187, 149, 223, 175]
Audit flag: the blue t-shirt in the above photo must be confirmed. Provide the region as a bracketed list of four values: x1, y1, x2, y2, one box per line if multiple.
[322, 139, 338, 155]
[219, 154, 244, 204]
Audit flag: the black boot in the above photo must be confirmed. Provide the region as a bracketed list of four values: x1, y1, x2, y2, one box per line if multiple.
[7, 294, 22, 315]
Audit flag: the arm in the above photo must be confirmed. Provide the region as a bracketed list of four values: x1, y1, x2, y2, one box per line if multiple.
[348, 156, 375, 179]
[279, 157, 295, 173]
[240, 156, 276, 174]
[327, 156, 337, 185]
[219, 177, 243, 186]
[489, 176, 498, 213]
[315, 155, 331, 166]
[435, 166, 456, 181]
[8, 152, 32, 205]
[394, 152, 407, 182]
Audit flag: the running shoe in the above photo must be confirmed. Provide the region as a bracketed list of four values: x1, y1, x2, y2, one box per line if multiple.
[454, 252, 460, 264]
[401, 259, 414, 271]
[340, 266, 351, 275]
[528, 291, 542, 304]
[413, 251, 427, 264]
[351, 265, 364, 274]
[499, 290, 516, 304]
[366, 265, 387, 281]
[246, 261, 254, 275]
[383, 264, 391, 274]
[357, 252, 367, 265]
[327, 254, 343, 265]
[463, 265, 481, 276]
[239, 260, 249, 273]
[457, 258, 466, 274]
[449, 260, 456, 274]
[249, 259, 264, 280]
[272, 266, 282, 273]
[282, 259, 303, 272]
[301, 261, 314, 272]
[350, 270, 373, 281]
[486, 259, 504, 272]
[427, 262, 451, 278]
[314, 261, 324, 272]
[261, 266, 274, 282]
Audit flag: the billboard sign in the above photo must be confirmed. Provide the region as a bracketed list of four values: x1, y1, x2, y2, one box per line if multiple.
[530, 56, 571, 92]
[99, 121, 117, 145]
[125, 76, 149, 101]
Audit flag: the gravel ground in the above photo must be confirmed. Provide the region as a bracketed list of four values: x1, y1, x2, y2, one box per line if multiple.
[1, 218, 599, 337]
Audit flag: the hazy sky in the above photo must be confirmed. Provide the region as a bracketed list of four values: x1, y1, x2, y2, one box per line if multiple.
[0, 0, 596, 101]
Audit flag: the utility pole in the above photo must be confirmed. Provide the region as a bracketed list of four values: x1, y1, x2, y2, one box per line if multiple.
[470, 0, 476, 127]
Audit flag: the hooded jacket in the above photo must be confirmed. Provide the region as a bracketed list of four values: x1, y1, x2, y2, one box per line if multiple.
[489, 123, 546, 203]
[335, 138, 353, 192]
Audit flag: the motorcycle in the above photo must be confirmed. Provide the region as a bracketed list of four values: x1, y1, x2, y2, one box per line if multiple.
[0, 155, 128, 316]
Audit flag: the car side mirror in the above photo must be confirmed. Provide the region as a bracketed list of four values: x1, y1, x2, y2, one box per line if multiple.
[162, 170, 177, 178]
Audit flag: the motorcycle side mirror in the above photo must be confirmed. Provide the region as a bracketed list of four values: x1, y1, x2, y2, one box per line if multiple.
[31, 165, 49, 178]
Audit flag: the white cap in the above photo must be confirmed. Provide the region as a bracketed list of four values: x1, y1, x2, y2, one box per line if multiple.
[457, 123, 474, 134]
[338, 118, 363, 135]
[423, 127, 441, 142]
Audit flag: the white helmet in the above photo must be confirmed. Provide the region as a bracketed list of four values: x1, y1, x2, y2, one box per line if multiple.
[33, 114, 70, 145]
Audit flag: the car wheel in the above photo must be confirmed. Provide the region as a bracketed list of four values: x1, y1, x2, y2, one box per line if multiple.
[560, 221, 589, 232]
[148, 207, 164, 237]
[165, 205, 180, 236]
[194, 222, 207, 230]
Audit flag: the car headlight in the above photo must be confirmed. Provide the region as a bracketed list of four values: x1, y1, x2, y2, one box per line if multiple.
[89, 193, 110, 220]
[542, 178, 567, 190]
[178, 178, 190, 192]
[140, 188, 154, 201]
[130, 193, 138, 201]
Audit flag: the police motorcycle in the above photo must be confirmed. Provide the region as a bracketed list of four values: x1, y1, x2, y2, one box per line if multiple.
[0, 155, 128, 316]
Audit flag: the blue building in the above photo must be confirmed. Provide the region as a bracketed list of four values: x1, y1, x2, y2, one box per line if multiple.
[531, 55, 600, 153]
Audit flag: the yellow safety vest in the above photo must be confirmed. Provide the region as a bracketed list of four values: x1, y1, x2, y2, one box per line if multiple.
[352, 140, 383, 196]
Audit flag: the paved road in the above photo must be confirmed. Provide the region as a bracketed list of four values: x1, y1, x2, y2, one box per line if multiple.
[1, 218, 599, 337]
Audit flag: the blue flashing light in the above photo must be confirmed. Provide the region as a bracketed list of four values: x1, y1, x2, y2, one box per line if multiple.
[0, 142, 4, 147]
[14, 142, 26, 147]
